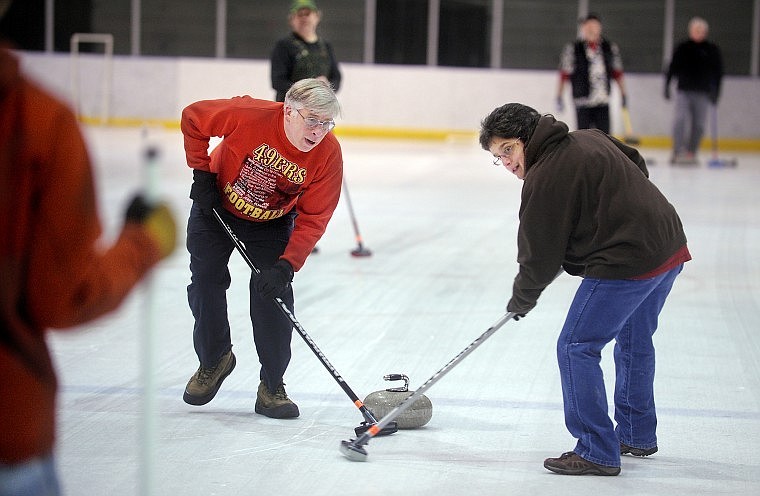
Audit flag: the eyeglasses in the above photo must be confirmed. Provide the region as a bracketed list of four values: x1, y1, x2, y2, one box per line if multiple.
[492, 139, 520, 166]
[295, 109, 336, 132]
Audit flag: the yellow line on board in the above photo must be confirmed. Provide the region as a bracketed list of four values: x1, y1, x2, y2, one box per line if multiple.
[76, 116, 760, 151]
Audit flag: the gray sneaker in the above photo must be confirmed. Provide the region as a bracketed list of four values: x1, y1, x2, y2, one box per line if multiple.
[183, 351, 236, 406]
[255, 381, 300, 419]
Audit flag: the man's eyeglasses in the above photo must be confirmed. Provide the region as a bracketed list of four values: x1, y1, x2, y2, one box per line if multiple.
[296, 109, 336, 132]
[492, 139, 520, 166]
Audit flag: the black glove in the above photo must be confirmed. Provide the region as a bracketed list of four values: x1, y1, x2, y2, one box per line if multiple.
[254, 260, 294, 299]
[507, 300, 528, 321]
[125, 194, 152, 222]
[621, 94, 628, 108]
[189, 169, 222, 213]
[664, 87, 671, 100]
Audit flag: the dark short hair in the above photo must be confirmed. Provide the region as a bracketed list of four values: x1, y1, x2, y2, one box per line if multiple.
[479, 103, 541, 150]
[581, 12, 601, 23]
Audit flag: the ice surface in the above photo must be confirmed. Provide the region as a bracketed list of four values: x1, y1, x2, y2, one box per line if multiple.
[48, 126, 760, 495]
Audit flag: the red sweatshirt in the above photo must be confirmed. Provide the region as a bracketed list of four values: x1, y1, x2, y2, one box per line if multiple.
[182, 96, 343, 271]
[0, 48, 162, 464]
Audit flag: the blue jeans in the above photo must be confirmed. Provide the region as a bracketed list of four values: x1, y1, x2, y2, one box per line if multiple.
[0, 455, 60, 496]
[557, 265, 683, 467]
[186, 204, 296, 391]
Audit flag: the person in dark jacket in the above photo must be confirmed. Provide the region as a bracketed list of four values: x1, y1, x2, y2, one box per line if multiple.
[665, 16, 723, 164]
[556, 13, 627, 133]
[270, 0, 342, 103]
[479, 103, 691, 476]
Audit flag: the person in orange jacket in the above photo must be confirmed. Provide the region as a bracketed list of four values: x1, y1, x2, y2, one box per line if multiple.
[0, 21, 177, 495]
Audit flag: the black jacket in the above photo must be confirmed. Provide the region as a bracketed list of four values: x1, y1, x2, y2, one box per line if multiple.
[270, 33, 342, 102]
[666, 39, 723, 100]
[571, 39, 615, 98]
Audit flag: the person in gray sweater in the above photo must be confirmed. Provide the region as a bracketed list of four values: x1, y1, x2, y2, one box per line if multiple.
[479, 103, 691, 476]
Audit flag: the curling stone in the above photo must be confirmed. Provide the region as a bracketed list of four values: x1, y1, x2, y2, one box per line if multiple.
[363, 374, 432, 429]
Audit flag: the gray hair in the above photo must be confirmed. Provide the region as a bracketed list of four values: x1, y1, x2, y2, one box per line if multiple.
[284, 78, 341, 118]
[688, 16, 708, 32]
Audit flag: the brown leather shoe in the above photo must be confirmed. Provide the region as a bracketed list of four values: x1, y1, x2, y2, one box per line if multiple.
[544, 451, 620, 476]
[183, 351, 236, 406]
[255, 381, 300, 419]
[621, 443, 658, 457]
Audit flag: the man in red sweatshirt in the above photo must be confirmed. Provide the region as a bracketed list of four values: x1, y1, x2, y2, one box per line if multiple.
[181, 78, 342, 419]
[0, 20, 177, 496]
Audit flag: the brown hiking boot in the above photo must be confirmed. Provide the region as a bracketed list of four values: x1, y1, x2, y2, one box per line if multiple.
[544, 451, 621, 476]
[255, 382, 300, 419]
[621, 443, 658, 457]
[183, 351, 236, 406]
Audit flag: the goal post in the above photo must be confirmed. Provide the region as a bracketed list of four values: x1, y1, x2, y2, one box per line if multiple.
[70, 33, 114, 125]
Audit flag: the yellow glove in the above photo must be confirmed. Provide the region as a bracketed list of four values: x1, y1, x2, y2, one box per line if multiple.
[143, 203, 177, 259]
[125, 195, 177, 259]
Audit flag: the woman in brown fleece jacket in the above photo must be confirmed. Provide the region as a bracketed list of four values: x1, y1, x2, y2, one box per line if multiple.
[480, 103, 690, 477]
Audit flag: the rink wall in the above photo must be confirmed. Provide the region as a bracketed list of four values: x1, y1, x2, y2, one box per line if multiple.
[17, 51, 760, 149]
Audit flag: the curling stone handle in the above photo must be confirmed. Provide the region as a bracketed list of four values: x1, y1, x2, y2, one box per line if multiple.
[383, 373, 409, 392]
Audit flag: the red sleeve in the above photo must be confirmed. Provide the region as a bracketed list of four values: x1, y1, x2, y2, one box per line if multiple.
[281, 140, 343, 271]
[181, 98, 248, 172]
[24, 91, 161, 329]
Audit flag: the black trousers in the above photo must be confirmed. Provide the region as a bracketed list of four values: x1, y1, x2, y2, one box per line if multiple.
[186, 204, 296, 391]
[576, 104, 610, 133]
